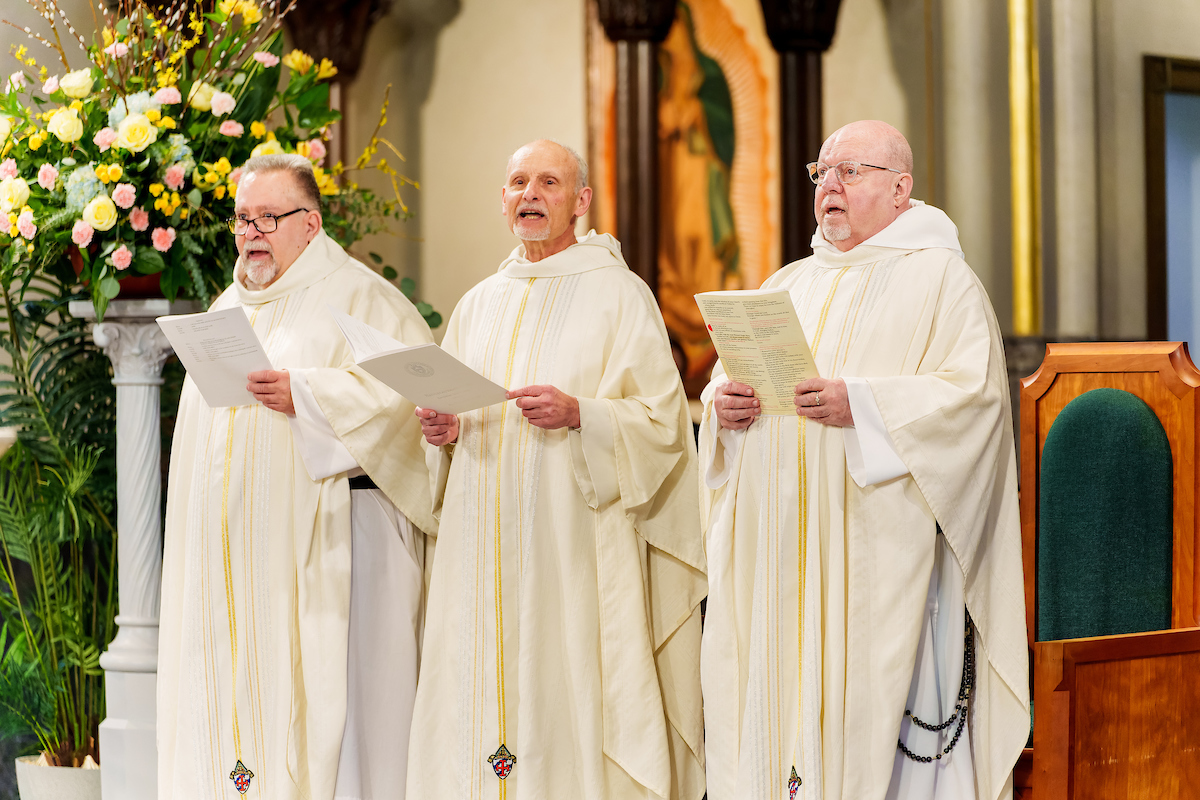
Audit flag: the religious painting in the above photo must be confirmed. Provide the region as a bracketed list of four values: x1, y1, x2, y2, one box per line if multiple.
[587, 0, 779, 393]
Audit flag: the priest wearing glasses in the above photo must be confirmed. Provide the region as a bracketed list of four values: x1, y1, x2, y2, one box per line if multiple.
[700, 120, 1029, 800]
[158, 153, 433, 800]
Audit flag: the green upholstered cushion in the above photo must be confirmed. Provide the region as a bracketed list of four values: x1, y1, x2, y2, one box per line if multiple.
[1037, 388, 1173, 641]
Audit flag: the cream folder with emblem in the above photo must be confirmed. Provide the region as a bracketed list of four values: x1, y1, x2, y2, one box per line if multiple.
[329, 306, 509, 414]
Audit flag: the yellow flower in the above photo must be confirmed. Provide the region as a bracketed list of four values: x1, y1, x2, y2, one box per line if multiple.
[187, 81, 216, 112]
[28, 133, 44, 151]
[313, 167, 338, 196]
[295, 141, 310, 158]
[115, 113, 159, 152]
[149, 183, 164, 197]
[179, 207, 189, 220]
[108, 164, 123, 181]
[250, 138, 284, 158]
[157, 116, 177, 130]
[0, 178, 31, 213]
[47, 107, 83, 142]
[102, 27, 115, 46]
[250, 121, 266, 139]
[0, 115, 11, 144]
[316, 59, 338, 80]
[214, 157, 232, 175]
[94, 164, 109, 183]
[83, 195, 118, 231]
[145, 109, 161, 123]
[214, 185, 226, 200]
[282, 50, 314, 75]
[228, 182, 238, 199]
[69, 100, 83, 112]
[59, 69, 94, 99]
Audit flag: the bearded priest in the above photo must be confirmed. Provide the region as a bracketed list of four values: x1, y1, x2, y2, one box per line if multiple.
[158, 154, 434, 800]
[700, 121, 1029, 800]
[408, 140, 707, 800]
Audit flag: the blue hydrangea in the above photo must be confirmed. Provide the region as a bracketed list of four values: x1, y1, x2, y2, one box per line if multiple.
[65, 166, 104, 213]
[107, 91, 160, 128]
[161, 133, 195, 173]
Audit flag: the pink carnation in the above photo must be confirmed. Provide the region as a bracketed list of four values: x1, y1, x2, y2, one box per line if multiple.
[71, 219, 94, 247]
[103, 42, 128, 57]
[164, 164, 186, 191]
[37, 163, 58, 190]
[112, 244, 132, 270]
[253, 52, 280, 68]
[17, 210, 36, 240]
[41, 75, 59, 94]
[219, 120, 244, 137]
[93, 127, 118, 152]
[229, 167, 243, 185]
[153, 86, 182, 105]
[112, 182, 136, 209]
[129, 207, 149, 231]
[0, 159, 17, 181]
[151, 226, 176, 253]
[210, 91, 236, 117]
[306, 138, 327, 162]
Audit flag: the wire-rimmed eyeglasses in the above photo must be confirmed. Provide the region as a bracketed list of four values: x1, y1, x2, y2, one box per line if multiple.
[806, 161, 904, 186]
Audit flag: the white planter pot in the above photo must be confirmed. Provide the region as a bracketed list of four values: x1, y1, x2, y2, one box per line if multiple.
[14, 756, 101, 800]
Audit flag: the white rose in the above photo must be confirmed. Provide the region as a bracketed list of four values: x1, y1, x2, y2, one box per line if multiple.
[47, 107, 84, 143]
[59, 69, 94, 99]
[0, 177, 31, 214]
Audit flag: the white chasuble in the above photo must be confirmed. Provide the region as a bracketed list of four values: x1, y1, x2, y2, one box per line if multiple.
[159, 231, 436, 800]
[700, 203, 1029, 800]
[407, 232, 707, 800]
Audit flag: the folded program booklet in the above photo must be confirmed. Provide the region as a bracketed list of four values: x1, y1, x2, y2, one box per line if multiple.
[329, 306, 509, 414]
[694, 288, 820, 415]
[157, 307, 274, 408]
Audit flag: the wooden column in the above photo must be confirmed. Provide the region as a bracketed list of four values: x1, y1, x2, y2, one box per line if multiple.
[283, 0, 391, 169]
[596, 0, 675, 290]
[759, 0, 842, 264]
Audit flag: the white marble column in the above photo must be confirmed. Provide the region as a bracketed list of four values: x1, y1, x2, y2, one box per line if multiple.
[1052, 0, 1099, 337]
[69, 298, 200, 800]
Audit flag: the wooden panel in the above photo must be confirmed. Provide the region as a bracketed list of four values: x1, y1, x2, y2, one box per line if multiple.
[1033, 628, 1200, 800]
[1019, 342, 1200, 646]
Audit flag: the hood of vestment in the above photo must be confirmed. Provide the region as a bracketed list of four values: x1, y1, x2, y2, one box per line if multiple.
[234, 228, 347, 305]
[498, 230, 628, 278]
[809, 199, 964, 267]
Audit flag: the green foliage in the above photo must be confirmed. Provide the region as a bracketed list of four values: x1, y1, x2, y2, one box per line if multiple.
[0, 272, 117, 766]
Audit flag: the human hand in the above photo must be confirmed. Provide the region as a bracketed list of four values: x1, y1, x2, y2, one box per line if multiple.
[714, 381, 760, 430]
[794, 377, 853, 427]
[415, 407, 459, 446]
[247, 369, 294, 414]
[507, 385, 580, 430]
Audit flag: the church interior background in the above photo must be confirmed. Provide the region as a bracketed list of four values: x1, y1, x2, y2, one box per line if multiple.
[4, 0, 1200, 795]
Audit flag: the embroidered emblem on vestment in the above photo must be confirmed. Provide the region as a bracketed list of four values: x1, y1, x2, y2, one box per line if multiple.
[789, 765, 802, 799]
[488, 744, 516, 779]
[229, 760, 254, 794]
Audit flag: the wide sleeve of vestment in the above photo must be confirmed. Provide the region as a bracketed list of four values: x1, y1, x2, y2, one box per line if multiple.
[304, 264, 438, 535]
[853, 252, 1028, 800]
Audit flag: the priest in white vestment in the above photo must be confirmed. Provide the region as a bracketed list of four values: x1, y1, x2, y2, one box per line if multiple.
[158, 155, 434, 800]
[409, 140, 707, 800]
[700, 121, 1029, 800]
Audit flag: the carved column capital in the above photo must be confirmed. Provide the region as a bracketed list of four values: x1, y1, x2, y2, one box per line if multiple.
[595, 0, 675, 42]
[93, 322, 173, 386]
[758, 0, 843, 52]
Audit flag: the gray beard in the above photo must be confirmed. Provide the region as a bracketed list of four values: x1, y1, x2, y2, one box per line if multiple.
[243, 257, 279, 288]
[513, 221, 550, 241]
[821, 216, 851, 242]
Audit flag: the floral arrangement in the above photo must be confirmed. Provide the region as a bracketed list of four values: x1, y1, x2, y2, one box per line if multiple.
[1, 0, 423, 321]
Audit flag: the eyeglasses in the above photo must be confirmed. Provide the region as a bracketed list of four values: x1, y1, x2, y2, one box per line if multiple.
[226, 207, 309, 235]
[806, 161, 904, 186]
